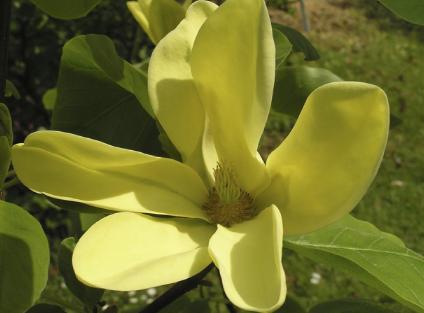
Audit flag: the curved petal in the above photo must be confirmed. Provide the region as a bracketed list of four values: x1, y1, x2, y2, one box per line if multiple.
[259, 82, 389, 235]
[209, 205, 286, 312]
[73, 212, 215, 290]
[191, 0, 274, 195]
[127, 1, 156, 43]
[149, 1, 218, 180]
[12, 131, 209, 220]
[201, 116, 219, 186]
[127, 0, 188, 44]
[182, 0, 192, 10]
[149, 0, 187, 44]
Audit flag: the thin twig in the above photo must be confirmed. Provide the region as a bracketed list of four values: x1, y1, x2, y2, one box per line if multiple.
[299, 0, 310, 33]
[139, 263, 214, 313]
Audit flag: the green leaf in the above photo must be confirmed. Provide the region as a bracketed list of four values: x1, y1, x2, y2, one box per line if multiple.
[0, 102, 13, 145]
[5, 80, 21, 99]
[271, 67, 402, 128]
[285, 215, 424, 313]
[58, 237, 104, 308]
[48, 198, 108, 214]
[52, 34, 161, 155]
[272, 23, 319, 61]
[390, 114, 402, 129]
[42, 88, 57, 111]
[159, 294, 211, 313]
[273, 29, 292, 70]
[272, 66, 342, 117]
[30, 0, 102, 20]
[0, 137, 11, 188]
[379, 0, 424, 25]
[157, 122, 182, 162]
[0, 201, 50, 313]
[309, 299, 395, 313]
[275, 295, 306, 313]
[0, 103, 12, 188]
[79, 213, 105, 231]
[137, 59, 150, 73]
[26, 303, 66, 313]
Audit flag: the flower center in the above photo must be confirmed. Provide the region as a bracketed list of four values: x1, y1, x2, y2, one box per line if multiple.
[202, 162, 257, 227]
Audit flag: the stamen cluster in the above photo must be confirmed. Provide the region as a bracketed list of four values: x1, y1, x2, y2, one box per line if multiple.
[203, 163, 256, 227]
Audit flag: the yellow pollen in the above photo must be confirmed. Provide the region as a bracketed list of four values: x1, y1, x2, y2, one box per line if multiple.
[202, 163, 257, 227]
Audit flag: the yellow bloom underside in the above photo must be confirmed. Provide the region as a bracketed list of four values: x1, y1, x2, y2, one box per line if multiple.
[11, 0, 390, 311]
[127, 0, 192, 44]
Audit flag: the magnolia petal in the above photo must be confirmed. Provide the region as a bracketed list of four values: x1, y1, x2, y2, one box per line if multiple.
[12, 131, 209, 219]
[259, 82, 389, 235]
[149, 1, 218, 180]
[182, 0, 192, 10]
[73, 212, 215, 290]
[201, 116, 219, 185]
[209, 205, 286, 312]
[191, 0, 274, 195]
[127, 1, 156, 43]
[149, 0, 187, 44]
[128, 0, 187, 44]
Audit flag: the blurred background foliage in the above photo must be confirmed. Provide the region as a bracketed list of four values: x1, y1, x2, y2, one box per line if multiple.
[8, 0, 151, 143]
[4, 0, 424, 312]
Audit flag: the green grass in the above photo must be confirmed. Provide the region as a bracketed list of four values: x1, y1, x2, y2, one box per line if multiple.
[264, 2, 424, 311]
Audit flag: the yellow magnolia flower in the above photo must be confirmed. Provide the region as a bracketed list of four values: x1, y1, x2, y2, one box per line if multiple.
[127, 0, 192, 44]
[12, 0, 389, 311]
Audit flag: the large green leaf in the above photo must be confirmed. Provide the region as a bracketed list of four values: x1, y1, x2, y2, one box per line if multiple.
[0, 102, 12, 144]
[0, 103, 12, 188]
[159, 294, 211, 313]
[272, 66, 342, 117]
[275, 296, 306, 313]
[273, 29, 292, 70]
[42, 88, 57, 111]
[0, 201, 50, 313]
[0, 137, 10, 188]
[5, 80, 20, 99]
[26, 304, 66, 313]
[309, 299, 395, 313]
[79, 213, 105, 231]
[379, 1, 424, 25]
[30, 0, 102, 20]
[48, 198, 107, 215]
[271, 66, 401, 129]
[285, 215, 424, 313]
[59, 237, 104, 308]
[272, 24, 319, 61]
[52, 34, 161, 154]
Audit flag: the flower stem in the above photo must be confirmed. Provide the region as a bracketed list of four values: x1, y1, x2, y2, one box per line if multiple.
[0, 0, 12, 102]
[139, 263, 214, 313]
